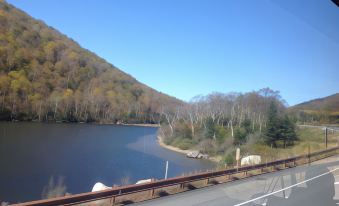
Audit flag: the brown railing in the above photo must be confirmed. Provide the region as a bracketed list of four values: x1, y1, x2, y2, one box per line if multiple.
[11, 146, 339, 206]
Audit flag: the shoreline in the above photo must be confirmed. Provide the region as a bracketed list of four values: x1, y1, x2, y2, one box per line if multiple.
[157, 135, 195, 155]
[120, 123, 160, 128]
[157, 135, 221, 163]
[2, 120, 160, 128]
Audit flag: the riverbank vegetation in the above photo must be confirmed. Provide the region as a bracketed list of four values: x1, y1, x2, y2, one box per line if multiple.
[159, 88, 336, 166]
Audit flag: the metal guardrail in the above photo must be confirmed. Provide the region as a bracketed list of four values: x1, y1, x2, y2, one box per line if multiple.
[11, 146, 339, 206]
[298, 125, 339, 132]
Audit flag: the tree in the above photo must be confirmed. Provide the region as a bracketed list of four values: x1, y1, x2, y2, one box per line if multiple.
[264, 101, 280, 147]
[264, 101, 297, 148]
[233, 127, 247, 145]
[204, 117, 216, 139]
[280, 115, 298, 147]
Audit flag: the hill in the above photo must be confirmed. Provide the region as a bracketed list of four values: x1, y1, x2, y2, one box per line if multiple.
[289, 93, 339, 123]
[0, 1, 182, 123]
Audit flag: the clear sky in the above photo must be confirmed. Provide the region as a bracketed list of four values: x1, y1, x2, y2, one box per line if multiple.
[7, 0, 339, 106]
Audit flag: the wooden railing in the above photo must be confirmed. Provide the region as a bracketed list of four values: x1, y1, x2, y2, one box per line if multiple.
[11, 146, 339, 206]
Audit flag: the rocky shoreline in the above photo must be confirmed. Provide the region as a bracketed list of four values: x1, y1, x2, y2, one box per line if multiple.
[157, 135, 221, 163]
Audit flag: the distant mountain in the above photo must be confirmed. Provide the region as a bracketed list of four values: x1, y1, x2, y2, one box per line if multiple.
[291, 93, 339, 113]
[0, 1, 182, 122]
[289, 93, 339, 123]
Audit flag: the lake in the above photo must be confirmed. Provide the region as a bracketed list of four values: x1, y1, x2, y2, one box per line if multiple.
[0, 122, 215, 204]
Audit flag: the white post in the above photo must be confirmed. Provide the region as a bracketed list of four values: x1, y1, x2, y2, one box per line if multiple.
[236, 148, 240, 170]
[165, 161, 169, 179]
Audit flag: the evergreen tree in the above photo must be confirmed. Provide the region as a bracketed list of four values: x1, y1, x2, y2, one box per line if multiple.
[264, 101, 280, 147]
[233, 127, 247, 145]
[264, 101, 298, 148]
[281, 115, 298, 147]
[204, 117, 215, 139]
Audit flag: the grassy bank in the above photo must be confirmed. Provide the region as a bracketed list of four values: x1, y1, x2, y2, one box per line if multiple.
[160, 127, 339, 166]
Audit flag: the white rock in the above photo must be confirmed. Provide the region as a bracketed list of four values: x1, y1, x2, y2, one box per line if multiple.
[241, 155, 261, 166]
[136, 179, 153, 185]
[91, 182, 111, 192]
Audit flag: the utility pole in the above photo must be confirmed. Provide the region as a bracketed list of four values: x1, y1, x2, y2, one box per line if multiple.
[165, 161, 169, 179]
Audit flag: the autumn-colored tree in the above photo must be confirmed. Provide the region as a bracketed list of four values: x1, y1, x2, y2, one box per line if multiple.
[0, 1, 182, 122]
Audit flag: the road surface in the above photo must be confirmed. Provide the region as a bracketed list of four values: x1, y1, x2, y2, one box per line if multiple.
[133, 155, 339, 206]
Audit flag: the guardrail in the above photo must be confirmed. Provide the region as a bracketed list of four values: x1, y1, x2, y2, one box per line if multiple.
[298, 125, 339, 132]
[11, 146, 339, 206]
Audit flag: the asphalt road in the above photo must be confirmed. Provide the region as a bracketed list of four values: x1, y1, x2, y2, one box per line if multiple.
[133, 155, 339, 206]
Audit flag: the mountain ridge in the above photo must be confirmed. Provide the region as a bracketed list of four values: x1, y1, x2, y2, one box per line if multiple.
[290, 93, 339, 113]
[289, 93, 339, 123]
[0, 0, 183, 123]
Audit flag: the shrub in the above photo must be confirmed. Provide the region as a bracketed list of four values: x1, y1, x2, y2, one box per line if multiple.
[233, 127, 247, 145]
[172, 138, 195, 150]
[223, 153, 235, 166]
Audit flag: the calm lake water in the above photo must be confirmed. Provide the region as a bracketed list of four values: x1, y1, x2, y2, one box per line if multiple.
[0, 122, 215, 203]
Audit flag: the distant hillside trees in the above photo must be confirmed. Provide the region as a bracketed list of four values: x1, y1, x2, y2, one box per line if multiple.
[0, 1, 182, 123]
[289, 93, 339, 124]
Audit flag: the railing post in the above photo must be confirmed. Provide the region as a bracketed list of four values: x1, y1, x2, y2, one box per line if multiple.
[325, 127, 328, 149]
[205, 178, 209, 185]
[308, 144, 311, 165]
[151, 188, 155, 197]
[110, 196, 116, 206]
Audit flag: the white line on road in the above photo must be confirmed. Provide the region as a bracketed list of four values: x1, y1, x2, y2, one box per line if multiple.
[234, 167, 339, 206]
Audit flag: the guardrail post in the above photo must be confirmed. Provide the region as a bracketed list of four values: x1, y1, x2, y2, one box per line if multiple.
[180, 183, 184, 189]
[110, 196, 116, 206]
[151, 188, 155, 197]
[205, 178, 209, 185]
[308, 144, 311, 165]
[325, 127, 328, 149]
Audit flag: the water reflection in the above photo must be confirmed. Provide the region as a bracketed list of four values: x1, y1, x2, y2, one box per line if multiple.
[41, 176, 67, 199]
[0, 122, 215, 203]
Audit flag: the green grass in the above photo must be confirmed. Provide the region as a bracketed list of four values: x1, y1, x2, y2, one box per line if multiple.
[297, 127, 324, 142]
[166, 126, 339, 165]
[242, 127, 338, 161]
[171, 138, 196, 150]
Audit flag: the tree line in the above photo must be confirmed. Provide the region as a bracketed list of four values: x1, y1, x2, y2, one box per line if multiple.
[159, 88, 298, 154]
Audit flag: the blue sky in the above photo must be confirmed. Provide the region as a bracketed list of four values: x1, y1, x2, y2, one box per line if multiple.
[7, 0, 339, 106]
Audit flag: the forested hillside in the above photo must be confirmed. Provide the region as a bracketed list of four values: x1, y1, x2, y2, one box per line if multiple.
[289, 93, 339, 124]
[0, 1, 182, 123]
